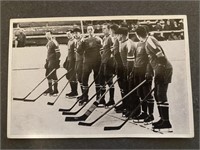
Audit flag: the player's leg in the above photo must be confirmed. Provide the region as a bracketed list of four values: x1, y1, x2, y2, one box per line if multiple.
[43, 64, 53, 95]
[144, 81, 155, 124]
[76, 60, 84, 100]
[153, 83, 172, 130]
[67, 60, 78, 98]
[105, 58, 115, 107]
[115, 65, 128, 113]
[50, 69, 59, 96]
[79, 62, 92, 104]
[93, 61, 104, 105]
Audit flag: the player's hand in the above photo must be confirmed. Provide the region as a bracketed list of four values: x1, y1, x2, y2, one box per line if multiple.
[145, 73, 153, 83]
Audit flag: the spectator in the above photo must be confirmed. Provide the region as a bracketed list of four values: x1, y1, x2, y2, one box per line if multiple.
[177, 32, 184, 40]
[15, 28, 26, 47]
[178, 19, 184, 30]
[154, 21, 162, 31]
[168, 32, 179, 40]
[146, 20, 153, 32]
[95, 24, 102, 33]
[154, 33, 165, 41]
[164, 20, 172, 31]
[171, 20, 179, 30]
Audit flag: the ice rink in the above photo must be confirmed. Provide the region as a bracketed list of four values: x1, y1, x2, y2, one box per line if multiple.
[8, 40, 194, 138]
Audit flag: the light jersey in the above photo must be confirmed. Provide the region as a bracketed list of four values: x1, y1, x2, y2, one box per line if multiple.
[46, 39, 60, 61]
[134, 41, 149, 68]
[74, 37, 84, 62]
[67, 38, 76, 61]
[119, 38, 136, 67]
[101, 34, 113, 64]
[145, 36, 172, 70]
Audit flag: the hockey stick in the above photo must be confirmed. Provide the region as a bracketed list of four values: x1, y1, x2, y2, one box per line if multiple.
[65, 77, 120, 121]
[58, 65, 103, 112]
[78, 80, 146, 126]
[13, 69, 56, 101]
[47, 80, 70, 106]
[62, 75, 116, 115]
[20, 70, 71, 102]
[104, 87, 155, 131]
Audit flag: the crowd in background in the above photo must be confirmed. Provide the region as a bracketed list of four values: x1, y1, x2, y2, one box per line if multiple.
[13, 19, 184, 47]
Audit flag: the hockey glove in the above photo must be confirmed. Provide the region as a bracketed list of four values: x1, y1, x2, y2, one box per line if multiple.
[145, 73, 153, 83]
[155, 64, 165, 83]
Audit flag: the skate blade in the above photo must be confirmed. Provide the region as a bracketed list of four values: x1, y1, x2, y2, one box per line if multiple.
[67, 96, 77, 99]
[105, 105, 114, 109]
[153, 128, 173, 133]
[133, 119, 144, 123]
[50, 94, 58, 97]
[79, 102, 86, 106]
[97, 104, 105, 108]
[144, 121, 153, 125]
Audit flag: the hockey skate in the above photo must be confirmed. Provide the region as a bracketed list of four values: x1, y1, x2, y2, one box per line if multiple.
[133, 112, 148, 123]
[152, 120, 173, 133]
[78, 97, 88, 106]
[105, 99, 115, 108]
[144, 114, 154, 125]
[43, 88, 53, 96]
[66, 92, 78, 99]
[152, 105, 173, 133]
[50, 89, 59, 97]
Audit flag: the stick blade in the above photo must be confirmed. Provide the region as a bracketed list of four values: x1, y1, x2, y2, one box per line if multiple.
[104, 126, 122, 131]
[23, 99, 36, 102]
[65, 115, 87, 122]
[47, 102, 54, 105]
[78, 121, 93, 126]
[62, 111, 77, 115]
[59, 108, 71, 112]
[13, 98, 25, 101]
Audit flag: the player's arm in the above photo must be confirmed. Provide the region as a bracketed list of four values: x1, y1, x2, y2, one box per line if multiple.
[77, 39, 85, 55]
[146, 36, 165, 83]
[53, 39, 61, 69]
[146, 36, 166, 66]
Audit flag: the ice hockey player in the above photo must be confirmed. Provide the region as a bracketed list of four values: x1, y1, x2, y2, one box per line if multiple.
[135, 26, 173, 131]
[114, 27, 140, 117]
[77, 25, 102, 105]
[99, 23, 115, 107]
[132, 26, 155, 123]
[109, 24, 126, 112]
[44, 31, 61, 96]
[73, 27, 84, 100]
[63, 30, 78, 98]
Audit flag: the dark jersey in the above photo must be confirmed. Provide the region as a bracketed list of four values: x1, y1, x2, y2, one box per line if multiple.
[75, 38, 84, 62]
[67, 39, 76, 61]
[120, 39, 136, 67]
[134, 41, 149, 68]
[111, 37, 120, 56]
[46, 39, 60, 61]
[77, 35, 102, 63]
[145, 36, 172, 70]
[101, 35, 113, 63]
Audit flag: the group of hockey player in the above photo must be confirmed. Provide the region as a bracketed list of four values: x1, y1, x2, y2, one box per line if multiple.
[43, 22, 173, 131]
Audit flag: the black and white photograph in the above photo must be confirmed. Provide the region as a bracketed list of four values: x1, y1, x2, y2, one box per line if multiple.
[7, 15, 193, 138]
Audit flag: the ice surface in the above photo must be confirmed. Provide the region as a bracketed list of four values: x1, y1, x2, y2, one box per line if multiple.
[8, 41, 193, 138]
